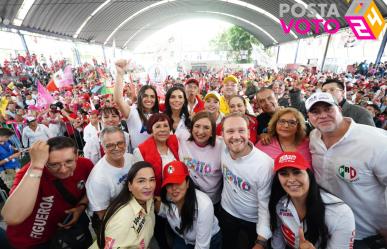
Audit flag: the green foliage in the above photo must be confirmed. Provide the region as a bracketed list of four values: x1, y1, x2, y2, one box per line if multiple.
[210, 26, 260, 63]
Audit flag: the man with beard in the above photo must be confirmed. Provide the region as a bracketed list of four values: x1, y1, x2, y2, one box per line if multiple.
[307, 92, 387, 248]
[219, 113, 273, 249]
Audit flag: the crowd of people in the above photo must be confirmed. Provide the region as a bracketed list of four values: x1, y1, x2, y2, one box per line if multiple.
[0, 53, 386, 249]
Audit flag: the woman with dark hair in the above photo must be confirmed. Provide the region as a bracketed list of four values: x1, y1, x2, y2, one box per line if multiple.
[90, 161, 156, 249]
[133, 113, 180, 195]
[164, 86, 191, 139]
[269, 152, 355, 249]
[227, 95, 258, 143]
[114, 59, 159, 150]
[158, 161, 222, 249]
[178, 111, 223, 205]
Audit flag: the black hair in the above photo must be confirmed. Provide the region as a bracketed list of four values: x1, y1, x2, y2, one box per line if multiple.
[0, 128, 14, 137]
[98, 161, 155, 248]
[160, 176, 197, 234]
[322, 78, 345, 90]
[164, 86, 191, 131]
[46, 136, 77, 153]
[100, 107, 120, 116]
[269, 169, 329, 249]
[137, 85, 159, 124]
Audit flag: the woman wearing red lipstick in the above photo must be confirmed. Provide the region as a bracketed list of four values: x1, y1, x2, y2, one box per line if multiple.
[269, 152, 355, 249]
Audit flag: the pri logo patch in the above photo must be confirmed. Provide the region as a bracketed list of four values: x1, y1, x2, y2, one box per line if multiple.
[337, 165, 359, 182]
[167, 165, 175, 174]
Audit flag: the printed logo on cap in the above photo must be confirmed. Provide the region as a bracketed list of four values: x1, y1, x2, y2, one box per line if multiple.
[337, 165, 359, 182]
[167, 165, 175, 174]
[279, 154, 297, 164]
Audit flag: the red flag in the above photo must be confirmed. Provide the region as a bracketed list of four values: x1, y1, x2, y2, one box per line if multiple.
[46, 79, 59, 92]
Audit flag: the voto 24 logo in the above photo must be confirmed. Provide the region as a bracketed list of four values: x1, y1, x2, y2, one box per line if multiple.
[279, 0, 385, 40]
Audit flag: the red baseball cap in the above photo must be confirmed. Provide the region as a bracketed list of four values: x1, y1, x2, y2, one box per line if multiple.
[274, 152, 310, 172]
[162, 161, 189, 188]
[185, 78, 199, 86]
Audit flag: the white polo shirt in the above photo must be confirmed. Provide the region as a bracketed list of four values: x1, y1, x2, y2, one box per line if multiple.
[309, 118, 387, 239]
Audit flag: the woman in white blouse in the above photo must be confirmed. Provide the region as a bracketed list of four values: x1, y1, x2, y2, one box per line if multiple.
[157, 161, 222, 249]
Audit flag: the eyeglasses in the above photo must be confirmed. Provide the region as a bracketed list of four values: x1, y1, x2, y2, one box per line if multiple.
[277, 119, 298, 127]
[104, 141, 126, 150]
[46, 159, 76, 170]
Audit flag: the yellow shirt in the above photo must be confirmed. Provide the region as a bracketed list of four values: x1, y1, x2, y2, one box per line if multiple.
[219, 95, 230, 115]
[89, 198, 155, 249]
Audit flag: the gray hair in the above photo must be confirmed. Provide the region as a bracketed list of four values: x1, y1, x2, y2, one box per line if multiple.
[99, 126, 125, 144]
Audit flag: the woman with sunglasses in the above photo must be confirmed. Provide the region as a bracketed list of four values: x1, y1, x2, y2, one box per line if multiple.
[157, 161, 222, 249]
[269, 152, 355, 249]
[114, 59, 159, 151]
[256, 108, 311, 164]
[91, 161, 156, 249]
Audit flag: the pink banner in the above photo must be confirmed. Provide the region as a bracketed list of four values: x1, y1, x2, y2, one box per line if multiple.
[37, 81, 54, 109]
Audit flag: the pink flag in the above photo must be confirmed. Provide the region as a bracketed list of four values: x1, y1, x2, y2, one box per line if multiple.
[60, 65, 74, 87]
[37, 81, 54, 109]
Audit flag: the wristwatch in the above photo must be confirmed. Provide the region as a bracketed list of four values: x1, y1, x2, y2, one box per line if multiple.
[255, 239, 267, 248]
[4, 157, 9, 162]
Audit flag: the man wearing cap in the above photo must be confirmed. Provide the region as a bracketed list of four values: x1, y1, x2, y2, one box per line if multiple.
[321, 78, 375, 126]
[83, 110, 102, 164]
[306, 92, 387, 248]
[220, 75, 239, 115]
[219, 113, 274, 249]
[185, 78, 204, 117]
[21, 117, 53, 148]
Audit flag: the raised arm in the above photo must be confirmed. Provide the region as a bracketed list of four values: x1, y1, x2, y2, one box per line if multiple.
[1, 141, 49, 225]
[113, 59, 131, 119]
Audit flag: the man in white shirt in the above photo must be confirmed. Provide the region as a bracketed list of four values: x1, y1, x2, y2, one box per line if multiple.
[306, 92, 387, 248]
[21, 117, 52, 148]
[86, 127, 134, 224]
[220, 113, 273, 249]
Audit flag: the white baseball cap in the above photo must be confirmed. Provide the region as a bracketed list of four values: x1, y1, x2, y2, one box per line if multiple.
[305, 92, 338, 112]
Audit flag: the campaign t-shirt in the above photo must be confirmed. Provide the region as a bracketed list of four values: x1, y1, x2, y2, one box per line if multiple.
[6, 157, 94, 249]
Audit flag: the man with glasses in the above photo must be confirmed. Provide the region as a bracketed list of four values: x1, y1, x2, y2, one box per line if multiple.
[1, 137, 93, 249]
[86, 126, 134, 222]
[306, 92, 387, 248]
[321, 79, 374, 126]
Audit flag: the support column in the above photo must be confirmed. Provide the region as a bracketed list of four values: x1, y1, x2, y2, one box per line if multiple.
[18, 31, 30, 55]
[294, 39, 300, 64]
[321, 34, 332, 72]
[102, 45, 107, 65]
[73, 43, 82, 65]
[276, 45, 280, 65]
[375, 29, 387, 65]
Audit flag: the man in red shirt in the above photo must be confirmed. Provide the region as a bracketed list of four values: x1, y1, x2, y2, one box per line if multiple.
[1, 136, 94, 249]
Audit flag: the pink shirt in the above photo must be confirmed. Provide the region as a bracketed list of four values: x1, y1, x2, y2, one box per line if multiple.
[255, 137, 312, 165]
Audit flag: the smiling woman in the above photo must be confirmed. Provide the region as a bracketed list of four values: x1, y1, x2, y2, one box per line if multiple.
[269, 152, 356, 249]
[256, 107, 311, 164]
